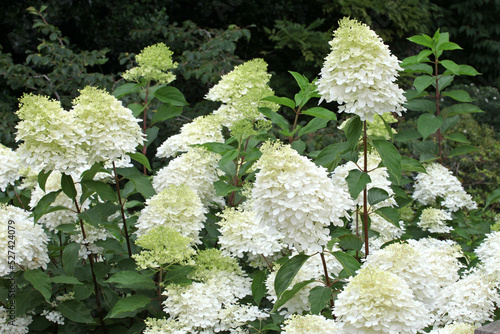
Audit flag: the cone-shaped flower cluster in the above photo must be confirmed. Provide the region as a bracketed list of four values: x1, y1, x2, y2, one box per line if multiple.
[317, 17, 406, 121]
[0, 144, 22, 191]
[282, 314, 338, 334]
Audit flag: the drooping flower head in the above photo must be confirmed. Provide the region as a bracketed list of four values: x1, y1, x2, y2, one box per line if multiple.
[72, 86, 145, 165]
[135, 184, 207, 243]
[0, 144, 22, 191]
[15, 94, 87, 174]
[206, 58, 279, 128]
[317, 17, 406, 121]
[122, 43, 177, 84]
[282, 314, 338, 334]
[334, 266, 430, 334]
[252, 141, 354, 252]
[0, 204, 50, 276]
[156, 114, 224, 158]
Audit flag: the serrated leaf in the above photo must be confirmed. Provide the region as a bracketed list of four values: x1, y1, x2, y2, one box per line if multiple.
[105, 295, 151, 319]
[446, 103, 484, 116]
[153, 86, 188, 106]
[375, 207, 400, 228]
[251, 271, 267, 306]
[274, 253, 310, 298]
[413, 75, 435, 93]
[367, 188, 390, 206]
[127, 152, 151, 171]
[301, 107, 337, 120]
[344, 116, 362, 151]
[262, 95, 295, 109]
[298, 117, 329, 137]
[151, 103, 182, 124]
[24, 270, 52, 302]
[258, 107, 290, 131]
[372, 140, 402, 184]
[331, 251, 361, 277]
[309, 286, 332, 314]
[272, 279, 315, 312]
[346, 169, 371, 199]
[442, 90, 473, 102]
[57, 300, 96, 323]
[417, 113, 443, 140]
[448, 145, 478, 157]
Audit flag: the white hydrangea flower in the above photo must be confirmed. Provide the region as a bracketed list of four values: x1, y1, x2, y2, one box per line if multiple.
[0, 144, 23, 191]
[15, 94, 88, 174]
[334, 266, 430, 334]
[217, 204, 283, 259]
[70, 223, 113, 260]
[206, 58, 278, 129]
[0, 204, 50, 276]
[252, 141, 354, 252]
[475, 231, 500, 278]
[122, 43, 177, 84]
[428, 322, 477, 334]
[363, 242, 441, 310]
[282, 314, 338, 334]
[156, 114, 224, 158]
[41, 310, 65, 325]
[0, 306, 32, 334]
[72, 86, 145, 165]
[143, 318, 191, 334]
[434, 270, 500, 326]
[153, 147, 224, 208]
[317, 18, 406, 122]
[266, 251, 343, 315]
[29, 171, 90, 232]
[135, 184, 207, 243]
[413, 163, 477, 212]
[418, 208, 453, 233]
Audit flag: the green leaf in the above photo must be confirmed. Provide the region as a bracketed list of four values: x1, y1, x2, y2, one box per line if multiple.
[251, 270, 267, 306]
[446, 103, 484, 116]
[309, 286, 332, 314]
[60, 174, 77, 200]
[344, 116, 362, 151]
[440, 60, 460, 74]
[436, 75, 454, 91]
[405, 99, 436, 113]
[274, 253, 310, 298]
[81, 180, 117, 202]
[33, 190, 62, 223]
[331, 251, 361, 277]
[445, 133, 470, 144]
[416, 49, 433, 63]
[375, 207, 400, 228]
[214, 180, 240, 197]
[24, 270, 52, 302]
[57, 300, 96, 324]
[291, 140, 306, 155]
[199, 142, 235, 154]
[272, 279, 316, 312]
[401, 156, 426, 173]
[258, 107, 290, 131]
[105, 271, 156, 290]
[113, 83, 141, 99]
[289, 71, 309, 90]
[417, 113, 443, 140]
[346, 169, 371, 199]
[16, 289, 43, 317]
[153, 86, 188, 106]
[38, 170, 52, 192]
[127, 103, 145, 117]
[301, 107, 337, 120]
[105, 295, 151, 319]
[448, 145, 478, 157]
[441, 115, 460, 133]
[116, 167, 155, 199]
[81, 162, 104, 181]
[456, 64, 480, 76]
[485, 188, 500, 207]
[413, 75, 435, 93]
[442, 90, 473, 102]
[164, 265, 194, 284]
[127, 152, 151, 171]
[62, 242, 80, 276]
[394, 129, 422, 142]
[407, 34, 433, 48]
[298, 118, 329, 137]
[367, 188, 390, 206]
[338, 235, 363, 251]
[50, 275, 82, 285]
[372, 140, 402, 185]
[219, 149, 239, 167]
[262, 95, 296, 109]
[315, 142, 350, 170]
[151, 103, 182, 124]
[438, 41, 462, 51]
[402, 63, 433, 75]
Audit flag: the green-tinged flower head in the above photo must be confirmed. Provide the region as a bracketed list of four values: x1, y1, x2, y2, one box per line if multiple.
[122, 43, 177, 84]
[72, 86, 145, 164]
[399, 205, 415, 222]
[135, 184, 207, 243]
[230, 119, 272, 143]
[317, 17, 406, 121]
[189, 248, 242, 281]
[282, 314, 337, 334]
[367, 113, 398, 139]
[492, 214, 500, 231]
[16, 94, 87, 174]
[133, 225, 196, 270]
[418, 208, 453, 233]
[206, 58, 279, 128]
[143, 317, 191, 334]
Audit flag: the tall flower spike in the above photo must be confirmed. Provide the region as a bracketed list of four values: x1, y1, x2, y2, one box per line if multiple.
[317, 17, 406, 121]
[122, 43, 177, 84]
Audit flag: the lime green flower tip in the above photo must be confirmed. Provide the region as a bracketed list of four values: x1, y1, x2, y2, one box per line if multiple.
[189, 249, 242, 281]
[133, 225, 196, 270]
[123, 43, 177, 84]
